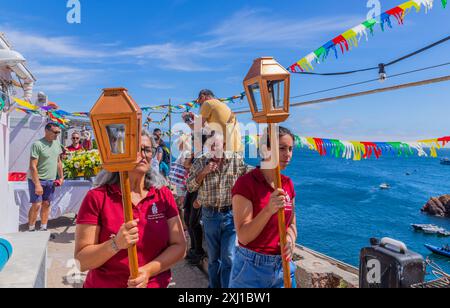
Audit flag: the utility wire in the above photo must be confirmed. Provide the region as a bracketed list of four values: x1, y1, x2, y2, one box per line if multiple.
[292, 35, 450, 76]
[290, 61, 450, 99]
[233, 75, 450, 115]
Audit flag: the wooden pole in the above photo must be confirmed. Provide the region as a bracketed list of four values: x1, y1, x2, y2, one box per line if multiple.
[169, 98, 172, 166]
[269, 123, 292, 289]
[119, 171, 139, 279]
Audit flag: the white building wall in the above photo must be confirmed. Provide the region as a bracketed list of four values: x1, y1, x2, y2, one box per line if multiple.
[0, 112, 18, 234]
[9, 111, 47, 173]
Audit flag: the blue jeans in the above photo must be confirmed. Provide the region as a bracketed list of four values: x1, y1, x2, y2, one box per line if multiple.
[229, 246, 297, 288]
[202, 207, 236, 289]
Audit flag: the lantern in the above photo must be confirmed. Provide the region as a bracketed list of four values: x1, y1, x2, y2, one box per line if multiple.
[243, 57, 290, 124]
[90, 88, 142, 172]
[90, 88, 142, 279]
[243, 57, 293, 288]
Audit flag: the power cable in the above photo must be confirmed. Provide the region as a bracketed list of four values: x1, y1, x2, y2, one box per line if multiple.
[291, 35, 450, 76]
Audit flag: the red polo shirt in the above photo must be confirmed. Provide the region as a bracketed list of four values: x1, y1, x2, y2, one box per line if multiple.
[232, 168, 296, 255]
[76, 184, 179, 288]
[67, 144, 83, 152]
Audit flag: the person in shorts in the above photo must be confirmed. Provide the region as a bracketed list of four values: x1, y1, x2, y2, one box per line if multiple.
[27, 123, 64, 232]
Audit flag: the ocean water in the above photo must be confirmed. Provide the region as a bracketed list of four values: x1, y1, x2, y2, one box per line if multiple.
[247, 147, 450, 282]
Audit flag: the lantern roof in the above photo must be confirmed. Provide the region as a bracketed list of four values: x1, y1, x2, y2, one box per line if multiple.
[244, 57, 290, 81]
[90, 88, 141, 116]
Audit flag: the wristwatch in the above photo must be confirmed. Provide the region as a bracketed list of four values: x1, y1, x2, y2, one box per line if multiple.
[110, 234, 120, 253]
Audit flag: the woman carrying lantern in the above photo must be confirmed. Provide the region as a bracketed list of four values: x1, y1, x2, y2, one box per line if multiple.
[230, 126, 297, 288]
[75, 130, 186, 288]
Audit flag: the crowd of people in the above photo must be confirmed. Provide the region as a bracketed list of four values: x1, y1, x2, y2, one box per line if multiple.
[26, 89, 298, 288]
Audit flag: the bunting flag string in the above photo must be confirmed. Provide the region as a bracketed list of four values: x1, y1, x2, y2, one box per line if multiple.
[0, 89, 89, 121]
[288, 0, 447, 73]
[141, 92, 246, 112]
[144, 111, 171, 127]
[244, 134, 450, 161]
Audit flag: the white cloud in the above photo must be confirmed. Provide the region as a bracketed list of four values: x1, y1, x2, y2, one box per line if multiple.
[3, 8, 363, 76]
[0, 8, 367, 97]
[3, 28, 106, 59]
[29, 62, 100, 93]
[207, 9, 362, 47]
[142, 82, 175, 90]
[118, 41, 223, 72]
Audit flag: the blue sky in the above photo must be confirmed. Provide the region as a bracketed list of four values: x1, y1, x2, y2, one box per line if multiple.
[1, 0, 449, 140]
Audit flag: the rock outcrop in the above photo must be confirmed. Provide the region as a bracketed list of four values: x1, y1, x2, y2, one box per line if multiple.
[422, 195, 450, 218]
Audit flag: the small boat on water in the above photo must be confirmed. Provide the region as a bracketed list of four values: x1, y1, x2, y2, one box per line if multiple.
[379, 183, 391, 190]
[412, 224, 450, 236]
[411, 224, 438, 231]
[438, 230, 450, 237]
[424, 244, 450, 258]
[422, 226, 446, 235]
[441, 158, 450, 165]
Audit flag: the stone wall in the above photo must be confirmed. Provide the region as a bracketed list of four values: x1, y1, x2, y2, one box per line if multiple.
[293, 246, 359, 288]
[199, 245, 360, 288]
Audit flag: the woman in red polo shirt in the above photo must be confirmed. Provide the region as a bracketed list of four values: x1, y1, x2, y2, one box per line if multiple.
[75, 131, 186, 288]
[230, 126, 297, 288]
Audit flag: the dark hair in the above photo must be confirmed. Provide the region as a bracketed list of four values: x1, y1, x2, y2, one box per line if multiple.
[205, 130, 216, 141]
[198, 89, 215, 99]
[153, 128, 162, 134]
[45, 122, 59, 131]
[266, 126, 295, 148]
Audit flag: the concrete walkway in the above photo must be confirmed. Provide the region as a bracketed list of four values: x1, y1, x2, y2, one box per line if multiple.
[20, 214, 359, 288]
[26, 214, 208, 288]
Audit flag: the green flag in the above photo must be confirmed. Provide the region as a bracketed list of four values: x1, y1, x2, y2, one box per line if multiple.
[0, 97, 5, 111]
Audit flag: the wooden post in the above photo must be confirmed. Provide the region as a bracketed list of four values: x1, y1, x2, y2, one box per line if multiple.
[168, 98, 172, 166]
[119, 171, 139, 279]
[269, 123, 292, 288]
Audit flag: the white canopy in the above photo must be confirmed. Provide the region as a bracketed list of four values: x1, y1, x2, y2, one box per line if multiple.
[0, 32, 36, 101]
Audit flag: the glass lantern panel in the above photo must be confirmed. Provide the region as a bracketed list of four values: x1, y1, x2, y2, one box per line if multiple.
[267, 80, 285, 111]
[247, 82, 263, 113]
[106, 124, 126, 155]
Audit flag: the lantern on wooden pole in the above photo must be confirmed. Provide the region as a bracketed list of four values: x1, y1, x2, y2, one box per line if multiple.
[90, 88, 142, 278]
[243, 57, 292, 288]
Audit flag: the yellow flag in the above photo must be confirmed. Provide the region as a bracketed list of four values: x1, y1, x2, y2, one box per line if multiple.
[13, 97, 38, 111]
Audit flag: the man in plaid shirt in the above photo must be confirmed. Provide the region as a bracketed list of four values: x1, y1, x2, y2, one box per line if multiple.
[187, 131, 252, 288]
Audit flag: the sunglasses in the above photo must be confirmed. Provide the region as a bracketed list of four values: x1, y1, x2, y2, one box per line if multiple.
[72, 137, 80, 140]
[141, 147, 155, 156]
[51, 130, 61, 135]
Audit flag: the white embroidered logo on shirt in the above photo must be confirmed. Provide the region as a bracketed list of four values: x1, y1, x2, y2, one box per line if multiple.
[152, 203, 158, 215]
[285, 194, 293, 210]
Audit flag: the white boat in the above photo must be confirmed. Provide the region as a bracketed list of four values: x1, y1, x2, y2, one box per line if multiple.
[380, 183, 391, 190]
[411, 224, 437, 231]
[422, 226, 446, 234]
[437, 230, 450, 237]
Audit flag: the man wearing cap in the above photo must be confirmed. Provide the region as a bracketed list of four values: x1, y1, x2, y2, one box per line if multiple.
[186, 131, 252, 288]
[183, 89, 242, 154]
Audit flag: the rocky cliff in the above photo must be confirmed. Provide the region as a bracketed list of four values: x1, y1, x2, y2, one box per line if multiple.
[422, 195, 450, 218]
